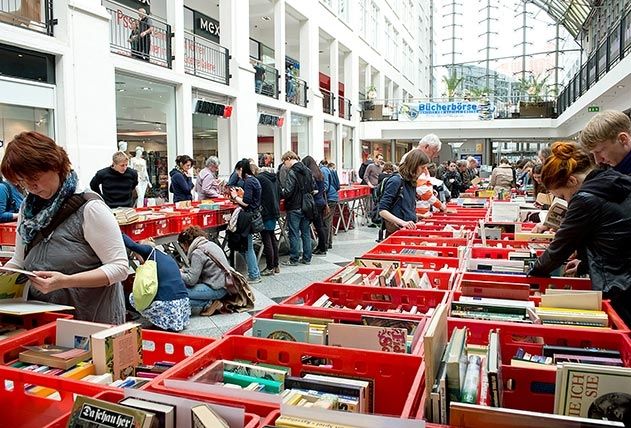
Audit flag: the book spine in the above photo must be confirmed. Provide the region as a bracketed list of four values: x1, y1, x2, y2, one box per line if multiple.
[488, 372, 500, 407]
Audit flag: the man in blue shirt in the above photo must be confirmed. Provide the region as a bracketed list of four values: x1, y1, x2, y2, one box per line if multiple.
[581, 110, 631, 175]
[320, 161, 340, 249]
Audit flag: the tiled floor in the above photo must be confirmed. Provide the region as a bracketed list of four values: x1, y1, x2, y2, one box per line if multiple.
[181, 223, 380, 337]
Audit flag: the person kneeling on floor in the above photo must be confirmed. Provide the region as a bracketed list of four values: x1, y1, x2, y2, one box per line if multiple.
[178, 226, 230, 316]
[122, 234, 190, 331]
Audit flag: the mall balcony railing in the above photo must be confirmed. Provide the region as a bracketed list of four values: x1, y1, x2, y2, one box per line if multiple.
[360, 94, 557, 122]
[184, 30, 230, 85]
[103, 0, 173, 69]
[286, 75, 308, 107]
[338, 95, 352, 120]
[557, 7, 631, 116]
[252, 59, 279, 99]
[322, 88, 335, 115]
[0, 0, 55, 35]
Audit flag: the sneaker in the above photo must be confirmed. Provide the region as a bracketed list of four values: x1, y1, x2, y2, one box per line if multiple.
[300, 258, 311, 265]
[282, 259, 299, 266]
[200, 300, 223, 316]
[367, 223, 377, 228]
[248, 276, 262, 284]
[274, 266, 280, 274]
[261, 268, 275, 276]
[312, 249, 327, 256]
[328, 244, 333, 249]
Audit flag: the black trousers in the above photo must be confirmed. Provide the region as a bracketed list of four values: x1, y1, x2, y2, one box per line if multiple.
[313, 205, 328, 252]
[260, 229, 279, 270]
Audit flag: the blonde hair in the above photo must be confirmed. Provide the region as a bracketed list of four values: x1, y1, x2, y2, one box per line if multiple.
[541, 141, 593, 190]
[281, 150, 300, 161]
[112, 151, 129, 165]
[580, 110, 631, 150]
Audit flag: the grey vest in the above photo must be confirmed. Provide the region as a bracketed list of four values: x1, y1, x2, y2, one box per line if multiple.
[25, 201, 125, 324]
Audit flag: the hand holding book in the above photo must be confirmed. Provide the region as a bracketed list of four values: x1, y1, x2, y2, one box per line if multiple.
[29, 271, 69, 294]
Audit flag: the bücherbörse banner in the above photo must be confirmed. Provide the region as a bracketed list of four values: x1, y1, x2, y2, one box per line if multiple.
[398, 101, 495, 122]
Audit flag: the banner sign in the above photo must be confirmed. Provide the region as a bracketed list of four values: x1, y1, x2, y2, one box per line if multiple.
[193, 10, 219, 43]
[398, 102, 494, 121]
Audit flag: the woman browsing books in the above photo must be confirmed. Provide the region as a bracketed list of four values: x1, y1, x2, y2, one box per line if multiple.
[0, 132, 129, 324]
[378, 149, 430, 237]
[528, 141, 631, 327]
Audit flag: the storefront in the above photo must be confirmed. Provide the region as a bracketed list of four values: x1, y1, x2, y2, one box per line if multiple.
[257, 108, 284, 167]
[324, 121, 337, 165]
[115, 73, 176, 200]
[290, 114, 309, 159]
[0, 44, 56, 145]
[192, 90, 231, 172]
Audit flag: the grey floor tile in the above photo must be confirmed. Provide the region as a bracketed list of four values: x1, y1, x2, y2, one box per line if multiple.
[181, 326, 223, 338]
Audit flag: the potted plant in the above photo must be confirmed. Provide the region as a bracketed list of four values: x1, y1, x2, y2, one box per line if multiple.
[363, 85, 377, 111]
[517, 74, 555, 118]
[442, 71, 462, 101]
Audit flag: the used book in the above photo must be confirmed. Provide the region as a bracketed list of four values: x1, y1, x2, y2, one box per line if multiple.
[91, 322, 142, 381]
[19, 344, 91, 370]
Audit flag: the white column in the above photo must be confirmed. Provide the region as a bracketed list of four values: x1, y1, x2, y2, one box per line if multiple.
[344, 51, 359, 122]
[278, 110, 291, 157]
[376, 70, 385, 100]
[329, 39, 339, 117]
[274, 0, 287, 102]
[58, 1, 117, 187]
[167, 0, 185, 74]
[299, 16, 323, 159]
[217, 118, 232, 176]
[176, 82, 193, 156]
[364, 64, 372, 94]
[220, 0, 257, 163]
[388, 79, 395, 101]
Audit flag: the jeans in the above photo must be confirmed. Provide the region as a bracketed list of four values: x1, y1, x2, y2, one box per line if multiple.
[240, 234, 260, 280]
[323, 201, 336, 248]
[261, 221, 279, 270]
[287, 209, 312, 262]
[313, 205, 328, 252]
[187, 284, 228, 309]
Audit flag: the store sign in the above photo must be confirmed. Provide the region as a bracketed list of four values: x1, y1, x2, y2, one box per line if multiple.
[259, 113, 284, 127]
[116, 0, 151, 13]
[193, 11, 219, 43]
[193, 99, 232, 118]
[398, 102, 489, 122]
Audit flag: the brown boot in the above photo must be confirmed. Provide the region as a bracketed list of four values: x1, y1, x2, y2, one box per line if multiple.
[200, 300, 223, 316]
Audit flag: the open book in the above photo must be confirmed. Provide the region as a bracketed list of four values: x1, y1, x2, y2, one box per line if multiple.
[543, 197, 568, 230]
[0, 268, 74, 315]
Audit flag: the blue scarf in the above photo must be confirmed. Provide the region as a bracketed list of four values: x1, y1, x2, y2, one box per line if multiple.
[19, 171, 78, 245]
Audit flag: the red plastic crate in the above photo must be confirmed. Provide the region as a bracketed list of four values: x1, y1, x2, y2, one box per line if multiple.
[469, 246, 545, 259]
[366, 243, 461, 258]
[459, 272, 593, 293]
[281, 282, 448, 314]
[0, 222, 17, 245]
[381, 236, 469, 247]
[449, 291, 629, 332]
[223, 304, 428, 355]
[0, 365, 111, 428]
[359, 252, 461, 270]
[447, 318, 631, 414]
[324, 266, 455, 290]
[44, 389, 261, 428]
[120, 220, 156, 241]
[152, 217, 171, 236]
[197, 210, 218, 228]
[147, 335, 424, 418]
[0, 312, 72, 344]
[419, 220, 480, 228]
[167, 213, 195, 234]
[392, 229, 468, 239]
[471, 239, 533, 249]
[0, 324, 214, 385]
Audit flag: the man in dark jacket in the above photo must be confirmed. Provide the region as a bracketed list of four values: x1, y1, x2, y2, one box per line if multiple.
[580, 110, 631, 174]
[257, 167, 281, 275]
[280, 151, 314, 266]
[90, 151, 138, 208]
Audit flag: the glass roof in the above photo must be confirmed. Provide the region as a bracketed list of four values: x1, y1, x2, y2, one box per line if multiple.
[526, 0, 593, 38]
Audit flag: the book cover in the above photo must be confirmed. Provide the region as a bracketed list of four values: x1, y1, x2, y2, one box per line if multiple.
[543, 197, 568, 230]
[486, 329, 503, 408]
[446, 327, 468, 402]
[460, 280, 531, 301]
[354, 258, 400, 270]
[191, 404, 229, 428]
[222, 359, 287, 382]
[284, 376, 364, 413]
[119, 397, 175, 428]
[252, 318, 310, 343]
[19, 344, 91, 370]
[424, 304, 448, 398]
[91, 322, 142, 381]
[67, 395, 153, 428]
[327, 323, 407, 353]
[56, 318, 112, 351]
[301, 373, 371, 413]
[555, 363, 631, 424]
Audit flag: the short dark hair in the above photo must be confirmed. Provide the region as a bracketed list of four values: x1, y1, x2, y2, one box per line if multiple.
[235, 158, 254, 177]
[176, 155, 194, 167]
[178, 225, 206, 246]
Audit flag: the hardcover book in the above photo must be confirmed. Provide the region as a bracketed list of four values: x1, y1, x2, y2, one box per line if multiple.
[91, 322, 142, 381]
[19, 344, 91, 370]
[252, 318, 310, 343]
[326, 323, 407, 353]
[67, 395, 155, 428]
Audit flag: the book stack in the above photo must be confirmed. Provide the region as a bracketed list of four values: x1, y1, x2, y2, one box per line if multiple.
[311, 294, 422, 315]
[450, 296, 535, 323]
[111, 207, 140, 224]
[399, 248, 440, 257]
[467, 258, 530, 274]
[510, 344, 623, 371]
[535, 307, 609, 328]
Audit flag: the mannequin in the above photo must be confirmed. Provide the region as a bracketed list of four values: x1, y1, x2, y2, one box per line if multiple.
[118, 140, 128, 153]
[130, 146, 151, 207]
